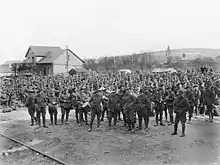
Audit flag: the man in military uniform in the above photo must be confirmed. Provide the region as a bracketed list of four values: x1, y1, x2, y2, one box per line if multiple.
[121, 88, 136, 133]
[77, 89, 90, 126]
[35, 89, 48, 128]
[47, 91, 58, 125]
[185, 86, 195, 123]
[193, 85, 201, 116]
[59, 89, 72, 125]
[108, 90, 120, 129]
[204, 85, 216, 122]
[136, 89, 151, 132]
[165, 88, 175, 125]
[88, 89, 102, 132]
[153, 88, 165, 126]
[171, 89, 189, 137]
[100, 89, 109, 121]
[119, 86, 127, 126]
[25, 89, 37, 126]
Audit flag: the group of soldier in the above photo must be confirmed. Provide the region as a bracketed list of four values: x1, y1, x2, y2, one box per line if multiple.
[23, 77, 218, 137]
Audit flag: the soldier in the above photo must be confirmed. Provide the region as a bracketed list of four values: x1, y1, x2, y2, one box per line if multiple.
[119, 86, 127, 126]
[25, 89, 37, 126]
[152, 88, 165, 126]
[165, 88, 175, 125]
[171, 89, 189, 137]
[35, 89, 48, 128]
[204, 86, 215, 122]
[78, 89, 90, 126]
[69, 89, 79, 124]
[122, 88, 136, 133]
[185, 86, 195, 123]
[59, 89, 72, 125]
[47, 91, 58, 125]
[100, 89, 109, 121]
[193, 85, 201, 116]
[136, 89, 151, 132]
[108, 90, 120, 129]
[88, 89, 102, 132]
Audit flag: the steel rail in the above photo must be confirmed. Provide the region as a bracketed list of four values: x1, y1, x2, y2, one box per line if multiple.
[0, 133, 69, 165]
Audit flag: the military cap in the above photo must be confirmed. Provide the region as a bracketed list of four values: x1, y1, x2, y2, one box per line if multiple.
[139, 89, 144, 93]
[185, 86, 191, 89]
[157, 87, 163, 91]
[178, 89, 184, 94]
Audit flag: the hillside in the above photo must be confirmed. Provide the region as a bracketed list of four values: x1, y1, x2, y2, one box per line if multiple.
[83, 48, 220, 71]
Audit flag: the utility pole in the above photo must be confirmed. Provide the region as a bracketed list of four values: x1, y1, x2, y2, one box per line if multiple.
[66, 45, 69, 75]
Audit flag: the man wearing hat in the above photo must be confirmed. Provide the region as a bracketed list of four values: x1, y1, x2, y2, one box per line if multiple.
[121, 88, 137, 133]
[47, 90, 58, 125]
[35, 89, 48, 128]
[25, 89, 37, 126]
[108, 90, 120, 129]
[193, 85, 201, 116]
[185, 86, 195, 123]
[100, 89, 109, 122]
[171, 89, 189, 137]
[88, 89, 102, 132]
[152, 87, 165, 126]
[165, 87, 175, 125]
[136, 89, 151, 132]
[204, 85, 216, 122]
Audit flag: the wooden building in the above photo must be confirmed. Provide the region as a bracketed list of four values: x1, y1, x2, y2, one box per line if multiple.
[24, 46, 85, 76]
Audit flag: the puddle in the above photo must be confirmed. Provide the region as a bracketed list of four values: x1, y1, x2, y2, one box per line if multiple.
[1, 139, 43, 153]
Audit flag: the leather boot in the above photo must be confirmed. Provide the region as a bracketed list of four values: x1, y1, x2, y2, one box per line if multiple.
[88, 122, 93, 132]
[54, 115, 57, 125]
[50, 115, 53, 125]
[30, 118, 34, 126]
[76, 114, 79, 123]
[131, 123, 135, 133]
[43, 116, 48, 128]
[97, 118, 100, 128]
[180, 125, 185, 137]
[171, 124, 178, 135]
[60, 115, 64, 125]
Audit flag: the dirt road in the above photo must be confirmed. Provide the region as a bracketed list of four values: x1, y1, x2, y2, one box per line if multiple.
[0, 108, 220, 165]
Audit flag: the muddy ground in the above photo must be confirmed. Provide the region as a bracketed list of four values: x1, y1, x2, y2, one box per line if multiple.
[0, 108, 220, 165]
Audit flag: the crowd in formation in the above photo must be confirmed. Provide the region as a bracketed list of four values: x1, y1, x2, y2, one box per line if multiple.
[1, 66, 220, 137]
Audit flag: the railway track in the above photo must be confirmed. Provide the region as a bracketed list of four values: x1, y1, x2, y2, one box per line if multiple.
[0, 133, 69, 165]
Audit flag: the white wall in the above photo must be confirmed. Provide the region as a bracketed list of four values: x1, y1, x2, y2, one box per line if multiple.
[53, 50, 84, 74]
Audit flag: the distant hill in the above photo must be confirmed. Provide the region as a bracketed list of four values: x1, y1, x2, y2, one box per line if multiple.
[146, 48, 220, 63]
[83, 48, 220, 72]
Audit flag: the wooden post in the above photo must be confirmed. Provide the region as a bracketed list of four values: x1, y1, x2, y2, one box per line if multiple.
[66, 45, 69, 75]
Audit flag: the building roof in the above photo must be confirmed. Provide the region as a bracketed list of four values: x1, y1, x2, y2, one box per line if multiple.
[25, 46, 62, 57]
[3, 60, 22, 65]
[25, 46, 85, 64]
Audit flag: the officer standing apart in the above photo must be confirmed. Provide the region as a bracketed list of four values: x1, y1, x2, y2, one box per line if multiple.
[88, 89, 102, 132]
[136, 89, 151, 132]
[171, 89, 189, 137]
[35, 89, 48, 128]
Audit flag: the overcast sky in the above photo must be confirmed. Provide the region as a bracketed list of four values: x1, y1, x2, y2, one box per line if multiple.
[0, 0, 220, 64]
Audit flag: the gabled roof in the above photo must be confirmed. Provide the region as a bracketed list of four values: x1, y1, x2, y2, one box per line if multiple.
[38, 49, 64, 63]
[25, 46, 62, 57]
[25, 46, 85, 64]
